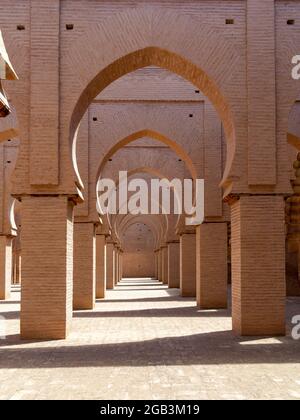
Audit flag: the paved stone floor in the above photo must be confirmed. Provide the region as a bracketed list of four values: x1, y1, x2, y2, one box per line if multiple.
[0, 278, 300, 400]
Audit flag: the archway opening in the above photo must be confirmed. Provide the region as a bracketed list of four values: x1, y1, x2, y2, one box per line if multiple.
[97, 135, 194, 230]
[70, 47, 236, 194]
[120, 220, 157, 279]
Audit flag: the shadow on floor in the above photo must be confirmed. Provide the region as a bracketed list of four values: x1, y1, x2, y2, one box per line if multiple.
[0, 311, 20, 320]
[96, 295, 194, 304]
[96, 297, 192, 303]
[1, 282, 299, 369]
[0, 306, 230, 321]
[0, 330, 299, 368]
[73, 306, 230, 319]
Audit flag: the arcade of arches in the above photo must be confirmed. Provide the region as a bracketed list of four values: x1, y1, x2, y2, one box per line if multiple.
[0, 0, 300, 400]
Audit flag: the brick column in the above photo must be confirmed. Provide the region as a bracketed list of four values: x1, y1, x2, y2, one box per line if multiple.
[246, 0, 276, 185]
[168, 241, 180, 288]
[21, 196, 73, 340]
[106, 242, 115, 289]
[154, 250, 159, 280]
[96, 234, 106, 299]
[0, 236, 12, 300]
[161, 246, 168, 285]
[180, 233, 196, 297]
[73, 222, 96, 310]
[119, 251, 123, 281]
[157, 249, 162, 282]
[196, 223, 228, 309]
[12, 237, 22, 285]
[231, 196, 286, 336]
[29, 0, 60, 185]
[114, 248, 119, 285]
[12, 250, 19, 285]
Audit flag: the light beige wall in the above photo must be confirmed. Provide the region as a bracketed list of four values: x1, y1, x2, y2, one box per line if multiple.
[122, 222, 156, 278]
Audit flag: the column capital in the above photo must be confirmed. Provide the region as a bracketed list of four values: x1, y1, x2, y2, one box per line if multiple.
[223, 193, 240, 206]
[177, 226, 196, 236]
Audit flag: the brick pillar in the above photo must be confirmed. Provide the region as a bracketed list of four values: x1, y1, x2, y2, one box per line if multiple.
[154, 250, 158, 280]
[119, 251, 123, 281]
[161, 246, 168, 285]
[12, 236, 22, 285]
[96, 234, 106, 299]
[114, 248, 119, 285]
[118, 250, 121, 282]
[106, 243, 115, 289]
[196, 223, 228, 309]
[180, 233, 196, 297]
[168, 241, 180, 288]
[12, 250, 17, 285]
[157, 249, 162, 282]
[21, 196, 73, 340]
[117, 249, 120, 283]
[231, 196, 286, 336]
[73, 222, 96, 310]
[0, 236, 12, 300]
[15, 253, 21, 285]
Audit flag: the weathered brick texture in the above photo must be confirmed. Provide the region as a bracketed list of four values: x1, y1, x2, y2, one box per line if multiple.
[29, 0, 60, 185]
[161, 246, 168, 285]
[196, 223, 228, 309]
[96, 234, 106, 299]
[231, 196, 286, 336]
[168, 242, 180, 288]
[158, 249, 162, 282]
[73, 222, 96, 310]
[106, 243, 115, 289]
[180, 233, 196, 297]
[20, 196, 74, 340]
[114, 247, 119, 285]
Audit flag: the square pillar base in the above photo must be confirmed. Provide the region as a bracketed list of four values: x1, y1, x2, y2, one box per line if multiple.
[96, 235, 106, 299]
[196, 223, 228, 309]
[21, 196, 73, 340]
[161, 246, 168, 285]
[73, 222, 96, 310]
[168, 242, 180, 288]
[231, 196, 286, 336]
[180, 233, 196, 297]
[106, 243, 115, 289]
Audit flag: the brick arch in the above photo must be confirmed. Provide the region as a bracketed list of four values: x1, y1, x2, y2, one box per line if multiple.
[101, 167, 181, 239]
[120, 221, 156, 253]
[71, 48, 234, 192]
[96, 129, 197, 182]
[0, 104, 19, 142]
[64, 9, 243, 196]
[116, 214, 167, 251]
[118, 216, 160, 246]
